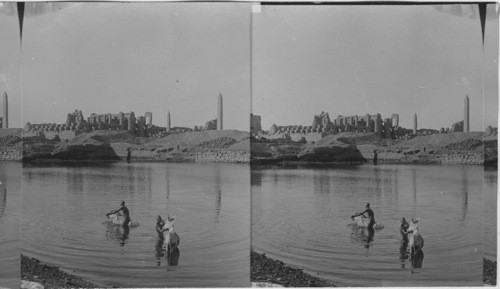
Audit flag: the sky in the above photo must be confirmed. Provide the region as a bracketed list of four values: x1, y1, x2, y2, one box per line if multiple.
[0, 5, 22, 128]
[13, 2, 251, 130]
[0, 4, 498, 132]
[252, 4, 499, 131]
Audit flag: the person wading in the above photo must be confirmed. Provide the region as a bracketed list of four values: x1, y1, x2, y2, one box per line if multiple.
[351, 203, 376, 229]
[107, 200, 131, 227]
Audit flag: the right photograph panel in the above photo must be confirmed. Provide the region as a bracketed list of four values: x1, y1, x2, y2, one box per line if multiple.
[251, 4, 498, 287]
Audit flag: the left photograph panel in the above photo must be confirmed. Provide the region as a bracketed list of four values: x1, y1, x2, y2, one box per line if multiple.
[0, 2, 23, 289]
[20, 2, 251, 288]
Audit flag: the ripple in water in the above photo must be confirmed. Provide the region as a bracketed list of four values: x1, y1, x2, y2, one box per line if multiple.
[22, 162, 250, 288]
[0, 162, 21, 289]
[252, 164, 485, 286]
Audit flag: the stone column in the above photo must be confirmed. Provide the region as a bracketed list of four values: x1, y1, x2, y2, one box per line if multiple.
[137, 116, 145, 137]
[366, 114, 371, 132]
[167, 111, 171, 132]
[413, 113, 418, 134]
[374, 114, 382, 134]
[464, 95, 469, 132]
[119, 112, 124, 130]
[391, 114, 399, 127]
[128, 112, 136, 134]
[144, 112, 152, 126]
[2, 92, 7, 128]
[217, 93, 223, 130]
[384, 118, 392, 139]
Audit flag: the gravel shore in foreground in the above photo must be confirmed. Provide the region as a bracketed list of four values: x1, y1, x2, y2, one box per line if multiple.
[484, 258, 497, 286]
[251, 251, 336, 287]
[21, 255, 101, 289]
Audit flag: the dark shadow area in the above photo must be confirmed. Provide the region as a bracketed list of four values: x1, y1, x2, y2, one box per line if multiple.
[399, 239, 409, 268]
[484, 139, 497, 167]
[23, 141, 121, 162]
[0, 183, 5, 218]
[155, 235, 180, 267]
[411, 251, 424, 269]
[105, 223, 130, 247]
[350, 225, 375, 251]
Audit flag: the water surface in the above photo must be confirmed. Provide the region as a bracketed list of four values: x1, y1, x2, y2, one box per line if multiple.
[0, 162, 21, 289]
[252, 164, 484, 286]
[22, 162, 250, 287]
[484, 167, 497, 261]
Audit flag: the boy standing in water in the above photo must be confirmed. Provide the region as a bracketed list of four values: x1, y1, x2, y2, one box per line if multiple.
[156, 215, 166, 236]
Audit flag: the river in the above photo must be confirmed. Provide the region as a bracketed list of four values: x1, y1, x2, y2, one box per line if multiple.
[252, 164, 488, 286]
[0, 162, 21, 289]
[22, 162, 250, 287]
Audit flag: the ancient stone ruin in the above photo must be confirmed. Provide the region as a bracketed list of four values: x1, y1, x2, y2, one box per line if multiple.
[254, 110, 440, 143]
[23, 110, 165, 141]
[250, 114, 262, 133]
[205, 119, 218, 131]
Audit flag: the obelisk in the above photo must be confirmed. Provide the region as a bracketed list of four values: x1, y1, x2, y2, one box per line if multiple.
[2, 92, 7, 128]
[217, 93, 223, 130]
[413, 113, 417, 134]
[464, 95, 469, 132]
[167, 111, 171, 132]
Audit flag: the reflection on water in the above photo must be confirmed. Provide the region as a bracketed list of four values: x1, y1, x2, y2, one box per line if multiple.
[483, 167, 497, 261]
[0, 162, 21, 289]
[23, 162, 250, 288]
[214, 165, 222, 221]
[411, 250, 424, 269]
[350, 226, 375, 253]
[0, 183, 6, 218]
[105, 223, 131, 247]
[399, 239, 409, 268]
[252, 164, 484, 286]
[155, 235, 181, 267]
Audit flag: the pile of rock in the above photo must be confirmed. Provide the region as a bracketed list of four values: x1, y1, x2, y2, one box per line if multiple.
[198, 137, 237, 149]
[445, 139, 483, 151]
[485, 125, 498, 137]
[0, 135, 22, 147]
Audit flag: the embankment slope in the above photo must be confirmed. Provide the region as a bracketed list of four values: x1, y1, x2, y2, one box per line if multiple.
[252, 131, 491, 165]
[0, 128, 22, 161]
[23, 130, 250, 163]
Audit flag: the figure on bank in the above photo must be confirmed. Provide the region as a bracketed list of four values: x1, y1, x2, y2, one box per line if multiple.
[126, 148, 132, 163]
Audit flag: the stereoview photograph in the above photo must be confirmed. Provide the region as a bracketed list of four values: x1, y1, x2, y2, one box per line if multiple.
[250, 4, 498, 287]
[18, 2, 251, 288]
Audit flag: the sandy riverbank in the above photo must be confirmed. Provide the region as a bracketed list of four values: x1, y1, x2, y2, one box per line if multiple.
[251, 251, 336, 287]
[483, 258, 497, 286]
[252, 252, 496, 287]
[21, 255, 101, 289]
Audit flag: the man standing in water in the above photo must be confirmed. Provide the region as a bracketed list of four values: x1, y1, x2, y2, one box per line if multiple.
[107, 200, 131, 227]
[351, 203, 375, 229]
